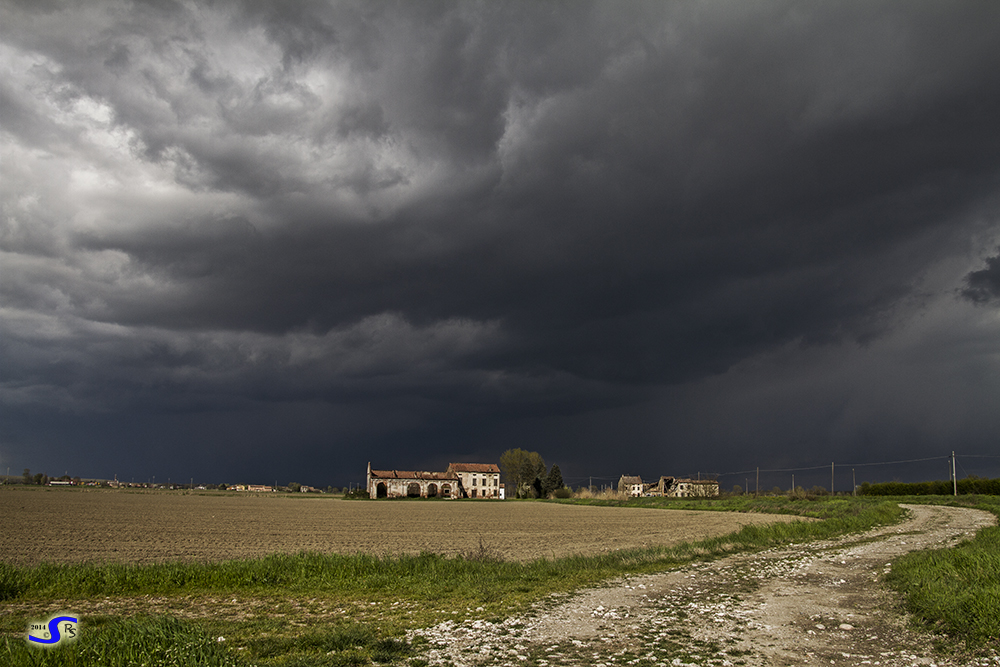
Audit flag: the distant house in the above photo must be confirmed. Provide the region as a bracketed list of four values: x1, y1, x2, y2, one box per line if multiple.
[657, 477, 719, 498]
[367, 464, 460, 499]
[650, 476, 675, 496]
[618, 475, 644, 497]
[447, 463, 501, 499]
[366, 462, 502, 499]
[621, 475, 721, 498]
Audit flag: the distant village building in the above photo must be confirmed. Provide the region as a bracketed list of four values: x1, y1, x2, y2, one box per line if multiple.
[447, 463, 501, 499]
[366, 462, 502, 499]
[651, 476, 674, 496]
[643, 475, 719, 498]
[619, 475, 721, 498]
[666, 478, 719, 497]
[618, 475, 644, 497]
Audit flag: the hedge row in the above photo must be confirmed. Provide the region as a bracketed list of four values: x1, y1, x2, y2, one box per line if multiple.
[858, 477, 1000, 496]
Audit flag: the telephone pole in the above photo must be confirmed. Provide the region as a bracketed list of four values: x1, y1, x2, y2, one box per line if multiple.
[952, 451, 957, 496]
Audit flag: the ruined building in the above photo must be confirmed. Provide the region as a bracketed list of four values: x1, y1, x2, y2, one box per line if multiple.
[366, 462, 503, 499]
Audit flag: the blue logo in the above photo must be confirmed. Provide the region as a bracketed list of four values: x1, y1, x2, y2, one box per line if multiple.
[27, 615, 79, 646]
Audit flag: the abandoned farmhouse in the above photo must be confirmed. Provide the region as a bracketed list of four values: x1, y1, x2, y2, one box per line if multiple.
[618, 474, 720, 498]
[367, 462, 503, 499]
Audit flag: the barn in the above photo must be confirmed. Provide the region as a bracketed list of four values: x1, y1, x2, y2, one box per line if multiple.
[366, 462, 502, 499]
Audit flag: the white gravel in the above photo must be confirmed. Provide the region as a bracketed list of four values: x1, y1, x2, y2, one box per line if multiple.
[409, 504, 998, 667]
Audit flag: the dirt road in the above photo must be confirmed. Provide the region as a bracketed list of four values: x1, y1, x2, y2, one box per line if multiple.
[411, 504, 998, 666]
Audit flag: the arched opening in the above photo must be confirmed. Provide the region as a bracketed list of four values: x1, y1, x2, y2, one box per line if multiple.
[441, 484, 451, 498]
[407, 482, 421, 497]
[427, 483, 438, 498]
[376, 482, 387, 498]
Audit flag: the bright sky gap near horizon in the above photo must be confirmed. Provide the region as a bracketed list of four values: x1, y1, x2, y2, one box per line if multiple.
[2, 1, 1000, 490]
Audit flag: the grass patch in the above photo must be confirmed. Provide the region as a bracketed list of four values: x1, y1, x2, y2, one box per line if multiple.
[3, 615, 244, 666]
[3, 615, 413, 667]
[553, 493, 892, 520]
[884, 495, 1000, 647]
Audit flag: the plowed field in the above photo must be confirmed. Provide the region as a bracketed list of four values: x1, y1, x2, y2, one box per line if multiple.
[0, 487, 806, 565]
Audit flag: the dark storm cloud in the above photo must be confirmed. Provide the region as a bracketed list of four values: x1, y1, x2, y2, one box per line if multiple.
[961, 249, 1000, 304]
[3, 1, 1000, 483]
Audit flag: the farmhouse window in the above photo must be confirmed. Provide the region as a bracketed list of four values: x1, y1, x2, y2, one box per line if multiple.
[473, 478, 477, 486]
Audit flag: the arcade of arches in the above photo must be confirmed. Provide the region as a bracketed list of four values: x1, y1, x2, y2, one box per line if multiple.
[366, 462, 502, 500]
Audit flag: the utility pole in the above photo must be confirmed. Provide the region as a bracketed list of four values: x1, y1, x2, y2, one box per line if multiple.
[791, 474, 794, 492]
[852, 468, 856, 497]
[756, 467, 759, 497]
[952, 451, 957, 496]
[831, 462, 834, 496]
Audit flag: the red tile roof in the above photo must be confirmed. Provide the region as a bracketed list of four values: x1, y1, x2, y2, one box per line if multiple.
[448, 463, 500, 473]
[369, 470, 458, 480]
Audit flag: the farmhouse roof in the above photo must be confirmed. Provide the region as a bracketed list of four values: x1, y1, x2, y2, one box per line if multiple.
[369, 469, 458, 480]
[619, 475, 642, 484]
[448, 463, 500, 473]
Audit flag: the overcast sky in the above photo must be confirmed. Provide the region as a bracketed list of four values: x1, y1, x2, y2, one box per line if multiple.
[3, 1, 1000, 490]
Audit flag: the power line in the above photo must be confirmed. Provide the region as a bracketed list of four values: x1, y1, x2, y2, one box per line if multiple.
[560, 453, 993, 487]
[839, 456, 950, 468]
[706, 455, 952, 479]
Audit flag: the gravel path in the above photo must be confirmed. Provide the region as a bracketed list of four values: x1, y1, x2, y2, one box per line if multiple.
[410, 504, 998, 667]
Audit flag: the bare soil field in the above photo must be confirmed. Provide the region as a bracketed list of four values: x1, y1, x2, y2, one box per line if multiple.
[0, 487, 806, 566]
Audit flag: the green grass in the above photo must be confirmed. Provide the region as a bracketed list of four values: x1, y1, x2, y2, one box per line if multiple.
[2, 615, 414, 667]
[6, 496, 997, 664]
[3, 616, 245, 667]
[883, 495, 1000, 646]
[554, 492, 892, 519]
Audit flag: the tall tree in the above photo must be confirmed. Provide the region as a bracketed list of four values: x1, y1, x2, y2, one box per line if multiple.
[499, 448, 546, 495]
[542, 464, 564, 497]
